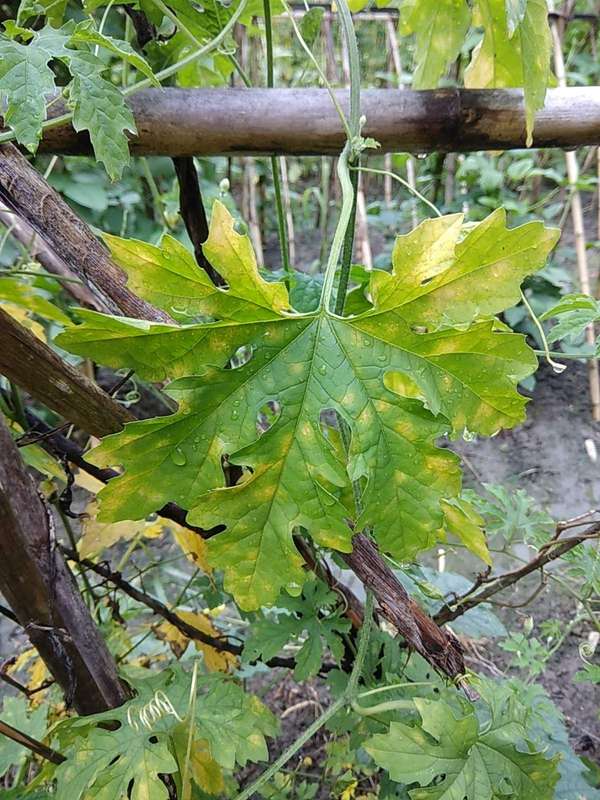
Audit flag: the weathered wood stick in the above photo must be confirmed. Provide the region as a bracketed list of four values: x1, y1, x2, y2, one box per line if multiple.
[31, 87, 600, 157]
[0, 305, 132, 437]
[0, 143, 172, 322]
[0, 416, 130, 713]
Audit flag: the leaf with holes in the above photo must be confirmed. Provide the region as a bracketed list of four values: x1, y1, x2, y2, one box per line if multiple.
[57, 201, 558, 610]
[47, 666, 277, 798]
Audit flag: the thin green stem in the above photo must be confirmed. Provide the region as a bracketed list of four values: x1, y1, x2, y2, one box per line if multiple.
[356, 680, 432, 699]
[356, 165, 442, 218]
[282, 0, 351, 140]
[9, 383, 26, 430]
[346, 590, 374, 694]
[533, 349, 597, 360]
[140, 158, 169, 228]
[229, 53, 252, 87]
[521, 290, 566, 374]
[271, 157, 292, 277]
[319, 0, 361, 313]
[351, 697, 414, 716]
[234, 592, 375, 800]
[4, 269, 84, 285]
[235, 696, 346, 800]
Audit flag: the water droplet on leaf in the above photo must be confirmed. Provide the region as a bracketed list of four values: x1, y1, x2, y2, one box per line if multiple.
[171, 448, 187, 466]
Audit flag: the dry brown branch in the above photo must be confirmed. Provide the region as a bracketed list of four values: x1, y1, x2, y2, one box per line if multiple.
[0, 143, 172, 321]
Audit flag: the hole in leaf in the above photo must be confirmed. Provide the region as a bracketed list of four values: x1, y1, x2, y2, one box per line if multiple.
[319, 408, 344, 450]
[256, 400, 281, 434]
[228, 344, 254, 370]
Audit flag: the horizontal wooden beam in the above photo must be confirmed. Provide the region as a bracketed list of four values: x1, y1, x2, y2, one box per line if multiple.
[35, 87, 600, 157]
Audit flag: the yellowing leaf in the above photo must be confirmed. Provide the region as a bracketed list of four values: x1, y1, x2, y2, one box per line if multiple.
[465, 0, 552, 145]
[79, 500, 163, 558]
[156, 612, 237, 672]
[341, 779, 358, 800]
[190, 740, 226, 795]
[400, 0, 471, 89]
[8, 648, 50, 705]
[2, 303, 47, 341]
[73, 468, 105, 494]
[58, 203, 558, 611]
[4, 416, 65, 482]
[441, 497, 491, 565]
[171, 523, 212, 574]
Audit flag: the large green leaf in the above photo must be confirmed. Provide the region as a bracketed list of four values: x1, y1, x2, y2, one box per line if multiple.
[57, 202, 557, 610]
[365, 696, 560, 799]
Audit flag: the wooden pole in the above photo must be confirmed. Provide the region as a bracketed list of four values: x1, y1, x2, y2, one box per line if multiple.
[0, 144, 171, 322]
[0, 416, 130, 714]
[0, 306, 132, 437]
[30, 88, 600, 158]
[550, 20, 600, 420]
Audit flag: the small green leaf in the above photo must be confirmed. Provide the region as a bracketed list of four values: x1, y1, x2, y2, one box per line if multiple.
[300, 7, 325, 46]
[400, 0, 471, 89]
[465, 0, 553, 145]
[0, 34, 57, 151]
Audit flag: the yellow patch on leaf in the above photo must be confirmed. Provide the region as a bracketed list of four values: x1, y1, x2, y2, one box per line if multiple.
[155, 611, 237, 672]
[190, 739, 225, 795]
[171, 524, 211, 574]
[79, 500, 163, 558]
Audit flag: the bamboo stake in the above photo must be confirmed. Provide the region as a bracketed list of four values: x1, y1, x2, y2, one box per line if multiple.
[444, 154, 456, 206]
[386, 17, 418, 227]
[551, 18, 600, 420]
[356, 176, 373, 268]
[279, 156, 296, 265]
